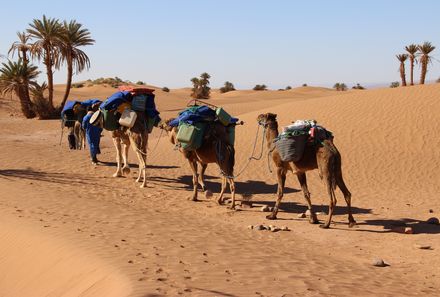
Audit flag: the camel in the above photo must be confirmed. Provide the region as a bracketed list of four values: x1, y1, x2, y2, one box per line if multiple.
[159, 119, 236, 208]
[256, 113, 355, 229]
[66, 103, 86, 150]
[104, 111, 149, 188]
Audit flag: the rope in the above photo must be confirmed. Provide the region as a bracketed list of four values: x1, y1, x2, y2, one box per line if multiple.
[218, 125, 266, 179]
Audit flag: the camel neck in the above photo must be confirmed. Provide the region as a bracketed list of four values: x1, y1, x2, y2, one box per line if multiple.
[265, 122, 279, 148]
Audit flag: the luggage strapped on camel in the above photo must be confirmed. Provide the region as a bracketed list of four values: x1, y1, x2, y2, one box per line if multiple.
[171, 99, 240, 151]
[92, 87, 161, 133]
[273, 120, 334, 163]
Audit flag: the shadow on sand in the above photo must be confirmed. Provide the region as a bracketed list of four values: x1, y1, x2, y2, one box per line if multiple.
[148, 174, 300, 195]
[0, 168, 98, 185]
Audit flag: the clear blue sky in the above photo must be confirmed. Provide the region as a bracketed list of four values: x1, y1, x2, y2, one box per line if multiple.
[1, 0, 439, 89]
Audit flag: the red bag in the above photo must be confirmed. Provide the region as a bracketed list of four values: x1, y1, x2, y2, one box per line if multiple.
[118, 85, 155, 95]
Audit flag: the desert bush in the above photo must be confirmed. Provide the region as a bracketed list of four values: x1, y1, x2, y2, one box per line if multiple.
[277, 88, 285, 91]
[390, 81, 400, 88]
[352, 83, 365, 90]
[162, 87, 170, 92]
[253, 84, 267, 91]
[302, 83, 307, 87]
[436, 77, 440, 83]
[219, 81, 235, 93]
[71, 82, 84, 88]
[333, 82, 347, 91]
[136, 81, 144, 85]
[285, 86, 292, 90]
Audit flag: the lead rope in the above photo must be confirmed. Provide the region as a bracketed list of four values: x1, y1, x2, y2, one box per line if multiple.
[218, 124, 266, 179]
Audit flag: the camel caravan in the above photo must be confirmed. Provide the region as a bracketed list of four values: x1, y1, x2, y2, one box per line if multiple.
[61, 90, 355, 228]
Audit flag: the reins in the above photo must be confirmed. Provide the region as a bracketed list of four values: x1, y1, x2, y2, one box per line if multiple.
[217, 123, 267, 179]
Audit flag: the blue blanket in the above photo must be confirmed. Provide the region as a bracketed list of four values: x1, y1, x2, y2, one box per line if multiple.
[81, 99, 102, 107]
[61, 100, 79, 117]
[169, 105, 238, 127]
[100, 91, 132, 111]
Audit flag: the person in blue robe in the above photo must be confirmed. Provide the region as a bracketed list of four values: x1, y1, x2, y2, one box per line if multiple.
[82, 107, 103, 164]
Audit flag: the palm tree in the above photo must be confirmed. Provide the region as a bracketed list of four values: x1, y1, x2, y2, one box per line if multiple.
[418, 42, 436, 84]
[190, 77, 200, 98]
[405, 44, 418, 86]
[58, 20, 95, 109]
[0, 59, 39, 118]
[396, 54, 408, 86]
[9, 32, 34, 107]
[27, 15, 63, 111]
[9, 31, 32, 65]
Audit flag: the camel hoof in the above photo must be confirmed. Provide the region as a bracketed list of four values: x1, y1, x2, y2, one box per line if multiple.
[319, 224, 330, 229]
[266, 214, 277, 220]
[122, 167, 131, 175]
[217, 199, 223, 205]
[349, 221, 357, 228]
[228, 205, 236, 210]
[188, 196, 198, 202]
[139, 184, 146, 188]
[309, 217, 319, 224]
[113, 172, 122, 178]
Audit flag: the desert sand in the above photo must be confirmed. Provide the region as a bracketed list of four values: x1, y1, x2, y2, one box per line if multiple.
[0, 83, 439, 296]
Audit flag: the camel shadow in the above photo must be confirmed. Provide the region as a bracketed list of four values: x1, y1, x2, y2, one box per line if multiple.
[251, 200, 371, 216]
[100, 161, 178, 170]
[0, 168, 96, 186]
[353, 218, 440, 234]
[148, 174, 300, 195]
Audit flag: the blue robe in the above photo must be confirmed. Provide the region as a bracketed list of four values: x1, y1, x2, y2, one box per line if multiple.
[82, 112, 102, 159]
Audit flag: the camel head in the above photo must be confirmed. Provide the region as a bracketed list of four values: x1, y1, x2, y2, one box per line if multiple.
[257, 113, 277, 127]
[158, 118, 178, 144]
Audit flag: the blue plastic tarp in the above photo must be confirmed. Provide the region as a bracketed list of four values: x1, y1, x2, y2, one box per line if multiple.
[61, 100, 79, 116]
[80, 99, 102, 107]
[169, 105, 238, 127]
[100, 91, 132, 111]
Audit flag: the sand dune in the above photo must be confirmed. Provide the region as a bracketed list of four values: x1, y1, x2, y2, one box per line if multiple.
[1, 84, 440, 296]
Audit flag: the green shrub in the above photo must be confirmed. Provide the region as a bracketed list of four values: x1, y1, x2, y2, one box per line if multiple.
[333, 82, 347, 91]
[136, 81, 144, 85]
[162, 87, 170, 92]
[253, 84, 267, 91]
[285, 86, 292, 90]
[390, 81, 400, 88]
[219, 81, 236, 93]
[352, 83, 365, 90]
[71, 83, 84, 88]
[302, 83, 307, 87]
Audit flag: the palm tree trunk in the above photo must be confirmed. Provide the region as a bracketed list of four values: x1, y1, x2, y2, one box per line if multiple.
[17, 86, 36, 118]
[60, 56, 73, 109]
[400, 62, 407, 86]
[409, 57, 414, 86]
[44, 47, 55, 111]
[420, 56, 427, 85]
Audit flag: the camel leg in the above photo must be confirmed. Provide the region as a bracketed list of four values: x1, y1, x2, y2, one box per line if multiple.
[188, 160, 198, 201]
[266, 167, 287, 220]
[122, 141, 131, 175]
[321, 177, 337, 229]
[297, 172, 318, 224]
[198, 163, 208, 192]
[336, 172, 356, 227]
[217, 176, 227, 205]
[227, 178, 236, 210]
[81, 129, 86, 150]
[112, 138, 123, 177]
[135, 151, 147, 188]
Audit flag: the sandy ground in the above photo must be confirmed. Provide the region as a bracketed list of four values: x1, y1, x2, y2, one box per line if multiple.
[0, 84, 439, 296]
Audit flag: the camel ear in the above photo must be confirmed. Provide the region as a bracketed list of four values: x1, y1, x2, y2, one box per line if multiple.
[267, 113, 277, 120]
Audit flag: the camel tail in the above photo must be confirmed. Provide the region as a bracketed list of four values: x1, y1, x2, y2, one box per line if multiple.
[326, 140, 339, 191]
